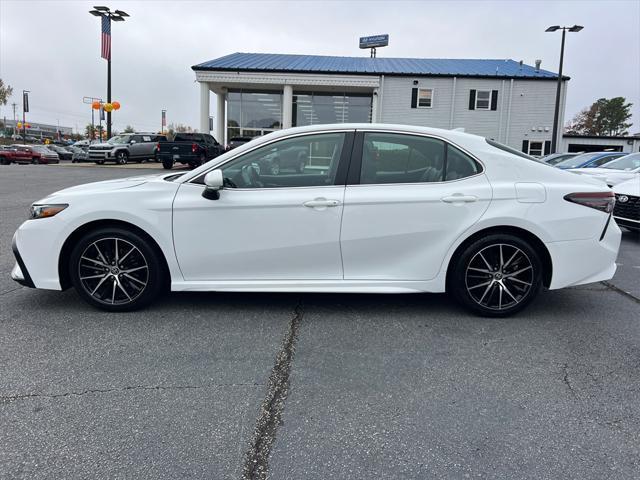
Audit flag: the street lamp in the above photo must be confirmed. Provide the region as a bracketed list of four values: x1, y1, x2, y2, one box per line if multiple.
[89, 6, 129, 139]
[546, 24, 583, 154]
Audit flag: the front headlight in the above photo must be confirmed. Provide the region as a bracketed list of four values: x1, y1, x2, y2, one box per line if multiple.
[29, 204, 68, 220]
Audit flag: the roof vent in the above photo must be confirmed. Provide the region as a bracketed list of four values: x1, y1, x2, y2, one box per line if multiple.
[535, 59, 541, 71]
[519, 60, 523, 68]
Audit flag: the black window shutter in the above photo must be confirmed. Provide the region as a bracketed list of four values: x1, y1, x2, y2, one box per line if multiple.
[544, 140, 551, 155]
[491, 90, 498, 110]
[411, 88, 418, 108]
[522, 140, 529, 153]
[469, 90, 476, 110]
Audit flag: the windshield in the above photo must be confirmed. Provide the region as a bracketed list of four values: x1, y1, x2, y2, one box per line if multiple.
[108, 135, 132, 145]
[555, 152, 603, 168]
[600, 153, 640, 170]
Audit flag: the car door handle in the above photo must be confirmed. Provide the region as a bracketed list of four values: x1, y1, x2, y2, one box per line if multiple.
[303, 199, 341, 208]
[441, 194, 478, 203]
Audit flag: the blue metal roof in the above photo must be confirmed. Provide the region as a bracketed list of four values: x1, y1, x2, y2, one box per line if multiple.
[193, 52, 561, 79]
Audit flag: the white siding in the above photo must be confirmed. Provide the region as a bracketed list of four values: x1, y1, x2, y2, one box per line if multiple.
[380, 75, 567, 151]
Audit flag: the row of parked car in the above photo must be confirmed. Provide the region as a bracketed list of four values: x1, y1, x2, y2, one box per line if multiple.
[542, 151, 639, 232]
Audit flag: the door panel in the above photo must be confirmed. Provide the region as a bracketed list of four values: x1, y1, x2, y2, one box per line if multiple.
[340, 131, 492, 281]
[172, 131, 353, 281]
[173, 185, 345, 280]
[341, 176, 492, 280]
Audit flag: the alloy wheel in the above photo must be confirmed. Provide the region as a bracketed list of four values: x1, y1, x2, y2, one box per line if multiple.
[464, 243, 534, 311]
[77, 237, 148, 305]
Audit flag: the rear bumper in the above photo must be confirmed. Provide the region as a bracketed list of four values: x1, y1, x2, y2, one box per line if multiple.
[546, 220, 621, 289]
[11, 234, 35, 288]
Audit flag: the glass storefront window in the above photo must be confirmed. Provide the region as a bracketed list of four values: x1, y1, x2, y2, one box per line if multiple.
[227, 90, 282, 139]
[293, 92, 372, 127]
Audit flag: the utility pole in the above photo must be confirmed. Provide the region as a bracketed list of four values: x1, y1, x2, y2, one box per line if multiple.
[11, 103, 17, 137]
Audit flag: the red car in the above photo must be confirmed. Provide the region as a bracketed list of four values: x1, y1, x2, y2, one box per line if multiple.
[1, 145, 39, 164]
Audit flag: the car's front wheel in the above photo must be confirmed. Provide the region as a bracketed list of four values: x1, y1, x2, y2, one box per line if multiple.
[116, 151, 128, 165]
[69, 227, 165, 311]
[449, 234, 542, 317]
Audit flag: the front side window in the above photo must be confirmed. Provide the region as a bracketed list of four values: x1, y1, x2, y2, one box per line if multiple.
[359, 133, 480, 184]
[219, 132, 346, 189]
[475, 90, 491, 110]
[417, 88, 433, 108]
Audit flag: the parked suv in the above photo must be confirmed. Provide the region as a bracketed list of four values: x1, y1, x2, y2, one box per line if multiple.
[89, 133, 167, 165]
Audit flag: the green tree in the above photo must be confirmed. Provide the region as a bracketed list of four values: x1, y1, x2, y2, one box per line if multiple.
[85, 123, 105, 139]
[0, 79, 12, 106]
[123, 125, 135, 133]
[566, 97, 633, 136]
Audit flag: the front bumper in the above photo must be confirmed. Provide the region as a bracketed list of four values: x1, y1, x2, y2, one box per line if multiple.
[11, 234, 35, 288]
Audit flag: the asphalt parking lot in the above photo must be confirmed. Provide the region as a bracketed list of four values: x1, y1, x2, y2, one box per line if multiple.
[1, 165, 639, 479]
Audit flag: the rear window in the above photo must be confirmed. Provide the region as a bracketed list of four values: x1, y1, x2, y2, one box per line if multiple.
[485, 138, 544, 163]
[174, 133, 196, 142]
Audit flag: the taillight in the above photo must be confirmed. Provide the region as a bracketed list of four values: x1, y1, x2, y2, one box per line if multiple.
[564, 191, 615, 213]
[192, 143, 197, 153]
[155, 142, 160, 152]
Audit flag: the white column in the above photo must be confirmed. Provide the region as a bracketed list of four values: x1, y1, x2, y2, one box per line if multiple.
[216, 90, 226, 144]
[199, 82, 210, 134]
[371, 88, 379, 123]
[282, 84, 293, 129]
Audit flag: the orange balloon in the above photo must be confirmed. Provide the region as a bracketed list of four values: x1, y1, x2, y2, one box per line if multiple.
[92, 101, 101, 110]
[103, 103, 113, 113]
[112, 101, 121, 110]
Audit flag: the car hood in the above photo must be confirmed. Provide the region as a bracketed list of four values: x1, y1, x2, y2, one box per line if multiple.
[37, 174, 165, 202]
[613, 177, 640, 196]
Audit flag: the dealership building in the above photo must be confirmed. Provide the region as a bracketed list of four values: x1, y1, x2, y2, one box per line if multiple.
[193, 52, 635, 155]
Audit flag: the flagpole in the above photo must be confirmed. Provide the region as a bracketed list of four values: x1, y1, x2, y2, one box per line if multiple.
[107, 56, 111, 139]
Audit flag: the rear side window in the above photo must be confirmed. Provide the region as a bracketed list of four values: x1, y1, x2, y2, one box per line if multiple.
[359, 133, 480, 184]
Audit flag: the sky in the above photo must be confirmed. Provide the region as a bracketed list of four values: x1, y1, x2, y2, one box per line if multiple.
[1, 0, 639, 135]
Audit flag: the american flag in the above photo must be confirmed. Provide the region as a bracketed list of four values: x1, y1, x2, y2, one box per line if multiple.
[101, 16, 111, 60]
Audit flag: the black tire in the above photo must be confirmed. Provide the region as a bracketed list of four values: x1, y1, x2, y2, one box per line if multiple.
[31, 157, 39, 164]
[69, 227, 165, 311]
[0, 157, 9, 165]
[162, 159, 174, 170]
[448, 233, 543, 317]
[96, 160, 104, 165]
[116, 151, 128, 165]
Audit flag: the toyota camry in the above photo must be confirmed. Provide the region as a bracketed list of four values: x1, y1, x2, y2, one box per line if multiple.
[11, 124, 621, 316]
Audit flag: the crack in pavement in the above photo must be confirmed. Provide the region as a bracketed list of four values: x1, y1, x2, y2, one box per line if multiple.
[242, 300, 303, 480]
[601, 281, 640, 305]
[562, 363, 577, 399]
[0, 382, 264, 403]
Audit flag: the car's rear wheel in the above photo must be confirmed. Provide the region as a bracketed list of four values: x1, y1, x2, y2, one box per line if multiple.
[449, 234, 542, 317]
[31, 157, 39, 164]
[96, 160, 104, 165]
[69, 227, 164, 311]
[116, 151, 128, 165]
[162, 159, 173, 170]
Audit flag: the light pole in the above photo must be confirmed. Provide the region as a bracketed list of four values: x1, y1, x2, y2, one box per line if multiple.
[22, 90, 29, 143]
[89, 6, 129, 139]
[546, 24, 583, 154]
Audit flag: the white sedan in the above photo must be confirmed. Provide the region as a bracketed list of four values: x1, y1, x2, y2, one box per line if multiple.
[569, 152, 640, 186]
[11, 124, 621, 316]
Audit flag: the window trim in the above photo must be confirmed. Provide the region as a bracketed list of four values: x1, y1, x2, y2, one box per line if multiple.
[347, 129, 485, 186]
[187, 130, 355, 189]
[417, 88, 434, 109]
[475, 90, 491, 110]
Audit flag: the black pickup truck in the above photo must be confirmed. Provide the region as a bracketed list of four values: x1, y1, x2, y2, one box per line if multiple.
[158, 133, 225, 169]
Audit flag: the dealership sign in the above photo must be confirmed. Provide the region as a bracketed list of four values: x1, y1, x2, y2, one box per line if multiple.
[359, 34, 389, 49]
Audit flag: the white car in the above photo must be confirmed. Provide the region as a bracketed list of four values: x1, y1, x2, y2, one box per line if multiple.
[11, 124, 621, 316]
[612, 177, 640, 232]
[569, 152, 640, 186]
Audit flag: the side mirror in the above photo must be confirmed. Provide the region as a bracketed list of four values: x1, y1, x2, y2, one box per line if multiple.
[202, 169, 224, 200]
[130, 140, 137, 144]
